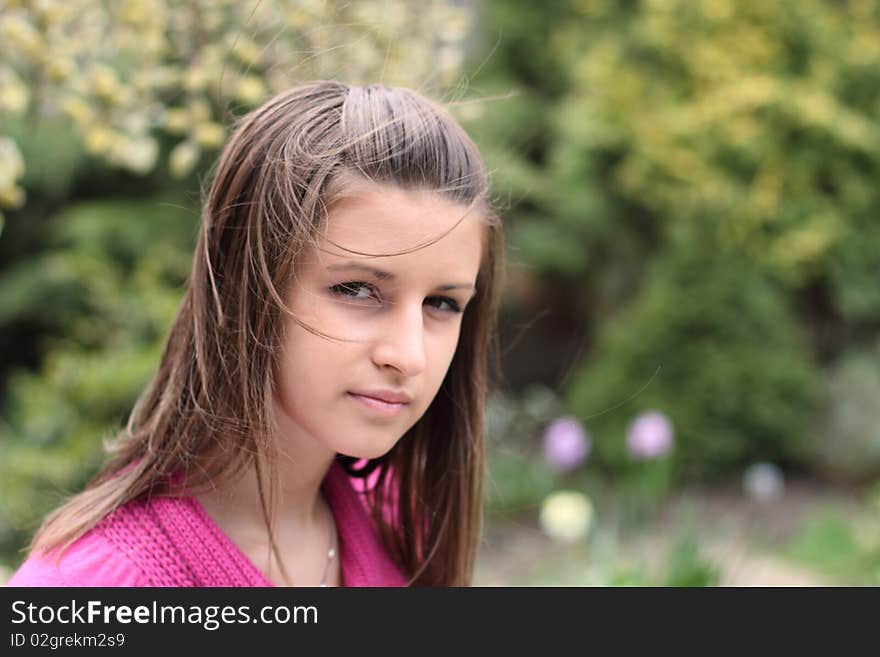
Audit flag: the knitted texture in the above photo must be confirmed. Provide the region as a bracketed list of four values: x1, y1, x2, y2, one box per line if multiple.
[98, 496, 268, 586]
[9, 460, 407, 587]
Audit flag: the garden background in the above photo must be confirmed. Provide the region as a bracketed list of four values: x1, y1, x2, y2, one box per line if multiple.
[2, 0, 879, 585]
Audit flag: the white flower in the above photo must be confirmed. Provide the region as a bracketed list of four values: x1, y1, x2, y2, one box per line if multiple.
[539, 490, 594, 543]
[743, 462, 785, 503]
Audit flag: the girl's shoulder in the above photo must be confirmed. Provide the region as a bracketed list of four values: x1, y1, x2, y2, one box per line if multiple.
[8, 464, 407, 587]
[7, 526, 148, 587]
[9, 493, 272, 588]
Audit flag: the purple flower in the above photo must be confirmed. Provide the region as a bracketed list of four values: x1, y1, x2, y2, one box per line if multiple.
[626, 411, 674, 460]
[543, 416, 590, 471]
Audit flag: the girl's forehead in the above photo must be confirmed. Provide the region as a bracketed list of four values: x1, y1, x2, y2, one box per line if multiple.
[296, 185, 484, 280]
[327, 183, 472, 229]
[318, 185, 483, 258]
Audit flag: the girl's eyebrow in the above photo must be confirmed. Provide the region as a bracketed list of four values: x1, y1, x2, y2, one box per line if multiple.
[326, 261, 476, 291]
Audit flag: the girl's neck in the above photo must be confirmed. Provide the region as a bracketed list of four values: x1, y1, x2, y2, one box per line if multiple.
[194, 454, 339, 586]
[198, 449, 336, 533]
[194, 396, 341, 584]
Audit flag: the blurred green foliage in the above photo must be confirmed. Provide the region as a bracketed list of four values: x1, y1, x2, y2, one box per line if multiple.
[484, 386, 565, 516]
[467, 0, 880, 483]
[809, 348, 880, 483]
[3, 0, 880, 581]
[784, 511, 880, 584]
[568, 223, 821, 481]
[0, 197, 197, 561]
[659, 535, 721, 587]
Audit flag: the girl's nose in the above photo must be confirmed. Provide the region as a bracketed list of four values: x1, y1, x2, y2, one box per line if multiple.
[370, 303, 427, 377]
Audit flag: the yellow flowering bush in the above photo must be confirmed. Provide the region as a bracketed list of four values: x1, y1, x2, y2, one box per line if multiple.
[0, 0, 473, 222]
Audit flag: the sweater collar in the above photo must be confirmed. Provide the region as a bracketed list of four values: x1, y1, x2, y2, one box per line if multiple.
[177, 459, 407, 587]
[321, 460, 407, 587]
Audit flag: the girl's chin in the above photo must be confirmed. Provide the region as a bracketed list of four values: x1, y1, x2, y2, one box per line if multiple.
[335, 439, 402, 462]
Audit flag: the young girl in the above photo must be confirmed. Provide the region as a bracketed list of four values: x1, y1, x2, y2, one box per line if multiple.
[9, 81, 503, 587]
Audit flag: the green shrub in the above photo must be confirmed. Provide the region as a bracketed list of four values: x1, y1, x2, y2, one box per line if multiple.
[567, 226, 821, 482]
[468, 0, 880, 486]
[0, 197, 196, 565]
[809, 348, 880, 483]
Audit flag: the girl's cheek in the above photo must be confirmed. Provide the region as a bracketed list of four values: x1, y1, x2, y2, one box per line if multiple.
[317, 304, 380, 341]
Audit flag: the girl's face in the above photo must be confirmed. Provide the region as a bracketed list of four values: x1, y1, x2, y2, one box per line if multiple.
[273, 182, 484, 460]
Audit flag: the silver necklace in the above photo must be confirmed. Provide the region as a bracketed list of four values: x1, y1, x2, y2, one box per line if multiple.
[318, 505, 337, 587]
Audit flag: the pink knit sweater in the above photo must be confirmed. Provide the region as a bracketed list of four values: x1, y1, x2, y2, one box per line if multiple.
[8, 461, 406, 587]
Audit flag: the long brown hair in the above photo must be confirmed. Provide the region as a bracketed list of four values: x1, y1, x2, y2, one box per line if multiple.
[30, 81, 503, 586]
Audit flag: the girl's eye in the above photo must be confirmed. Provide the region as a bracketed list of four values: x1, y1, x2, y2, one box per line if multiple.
[329, 282, 463, 314]
[329, 281, 379, 302]
[425, 296, 462, 314]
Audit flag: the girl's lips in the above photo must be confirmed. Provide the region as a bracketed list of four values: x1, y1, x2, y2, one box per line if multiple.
[347, 392, 408, 417]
